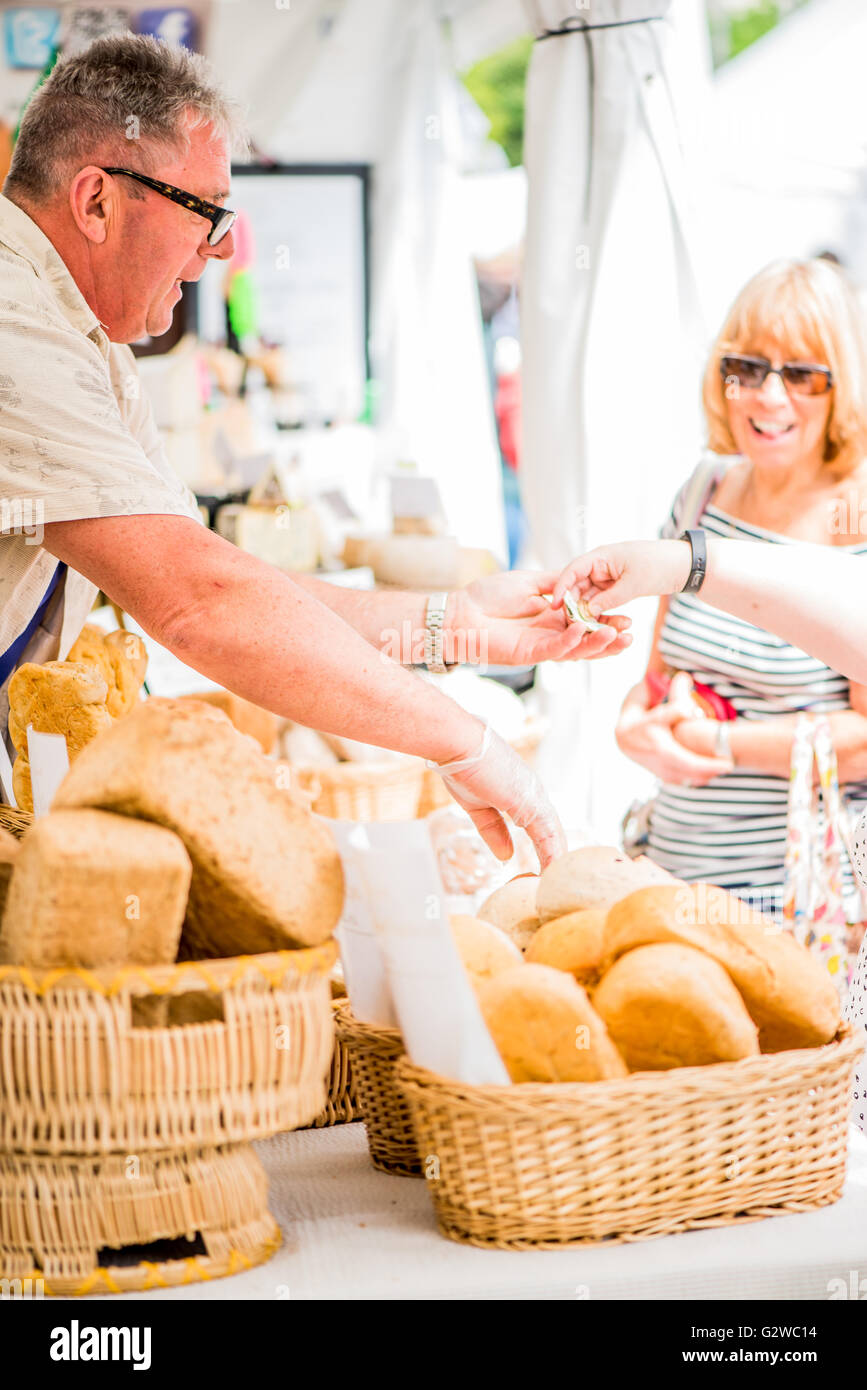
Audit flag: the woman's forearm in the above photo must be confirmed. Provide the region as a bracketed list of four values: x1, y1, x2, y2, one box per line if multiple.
[726, 711, 867, 781]
[703, 539, 867, 685]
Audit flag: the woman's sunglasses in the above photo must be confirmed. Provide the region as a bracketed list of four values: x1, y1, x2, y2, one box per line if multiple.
[719, 353, 833, 397]
[101, 167, 236, 246]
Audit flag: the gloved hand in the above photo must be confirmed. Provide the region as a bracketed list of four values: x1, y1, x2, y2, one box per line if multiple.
[428, 722, 566, 869]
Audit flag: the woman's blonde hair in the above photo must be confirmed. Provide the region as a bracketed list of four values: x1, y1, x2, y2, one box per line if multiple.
[703, 258, 867, 478]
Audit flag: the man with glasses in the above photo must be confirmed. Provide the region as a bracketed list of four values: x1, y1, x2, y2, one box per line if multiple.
[0, 33, 631, 864]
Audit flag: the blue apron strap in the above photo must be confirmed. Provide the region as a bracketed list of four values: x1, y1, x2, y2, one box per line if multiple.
[0, 562, 66, 691]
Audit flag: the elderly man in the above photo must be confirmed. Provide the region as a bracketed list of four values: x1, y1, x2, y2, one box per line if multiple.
[0, 34, 630, 865]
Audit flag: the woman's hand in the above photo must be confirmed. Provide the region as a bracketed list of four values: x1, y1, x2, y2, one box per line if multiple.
[458, 570, 632, 666]
[551, 541, 692, 617]
[616, 673, 734, 786]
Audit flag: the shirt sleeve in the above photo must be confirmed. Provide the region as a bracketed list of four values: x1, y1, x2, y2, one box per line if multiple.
[0, 315, 202, 531]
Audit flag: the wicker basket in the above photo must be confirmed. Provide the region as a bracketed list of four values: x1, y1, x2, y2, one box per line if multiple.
[291, 759, 424, 821]
[304, 998, 361, 1128]
[336, 1006, 422, 1176]
[0, 806, 31, 839]
[395, 1026, 863, 1249]
[417, 716, 548, 818]
[0, 943, 337, 1155]
[0, 1142, 279, 1295]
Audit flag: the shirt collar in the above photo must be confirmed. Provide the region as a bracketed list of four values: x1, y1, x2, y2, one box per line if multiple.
[0, 193, 108, 349]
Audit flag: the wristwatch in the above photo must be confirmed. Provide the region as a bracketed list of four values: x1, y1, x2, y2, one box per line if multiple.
[424, 591, 450, 673]
[679, 528, 708, 595]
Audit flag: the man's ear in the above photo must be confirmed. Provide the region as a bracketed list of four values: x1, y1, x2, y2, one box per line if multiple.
[68, 165, 114, 244]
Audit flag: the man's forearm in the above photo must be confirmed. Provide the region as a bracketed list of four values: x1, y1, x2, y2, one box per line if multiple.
[289, 573, 463, 659]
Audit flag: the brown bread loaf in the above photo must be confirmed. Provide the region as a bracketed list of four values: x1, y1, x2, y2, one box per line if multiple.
[8, 661, 113, 813]
[52, 697, 344, 956]
[67, 624, 148, 717]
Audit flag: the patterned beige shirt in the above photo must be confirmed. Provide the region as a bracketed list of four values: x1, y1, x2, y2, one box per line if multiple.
[0, 193, 202, 766]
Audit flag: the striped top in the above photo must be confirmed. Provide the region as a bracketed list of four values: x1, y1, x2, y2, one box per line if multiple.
[649, 483, 867, 917]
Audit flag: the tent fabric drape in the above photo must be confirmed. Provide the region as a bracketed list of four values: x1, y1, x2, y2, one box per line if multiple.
[519, 0, 710, 835]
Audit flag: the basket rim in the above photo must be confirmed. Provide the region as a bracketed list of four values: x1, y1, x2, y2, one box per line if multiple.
[394, 1023, 861, 1109]
[0, 939, 338, 998]
[335, 1001, 402, 1044]
[292, 758, 424, 787]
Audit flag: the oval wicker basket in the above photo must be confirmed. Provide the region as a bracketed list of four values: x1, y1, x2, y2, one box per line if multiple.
[291, 758, 425, 821]
[304, 997, 360, 1128]
[417, 715, 548, 818]
[395, 1026, 863, 1249]
[0, 943, 337, 1155]
[335, 1005, 422, 1176]
[0, 1142, 279, 1295]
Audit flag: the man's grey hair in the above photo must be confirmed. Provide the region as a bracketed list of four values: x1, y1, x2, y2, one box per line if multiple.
[4, 33, 249, 204]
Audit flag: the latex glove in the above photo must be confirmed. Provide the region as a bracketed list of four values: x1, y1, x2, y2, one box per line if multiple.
[428, 722, 566, 869]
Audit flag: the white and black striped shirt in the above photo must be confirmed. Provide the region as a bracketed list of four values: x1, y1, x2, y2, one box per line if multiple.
[649, 496, 867, 916]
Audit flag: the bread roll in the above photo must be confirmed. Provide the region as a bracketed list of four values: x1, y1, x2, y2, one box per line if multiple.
[476, 875, 540, 951]
[536, 846, 673, 923]
[67, 624, 148, 717]
[52, 698, 345, 956]
[281, 723, 340, 766]
[0, 827, 19, 923]
[593, 943, 760, 1070]
[477, 963, 627, 1083]
[177, 689, 278, 754]
[449, 913, 523, 983]
[0, 809, 191, 969]
[8, 661, 113, 813]
[604, 883, 840, 1052]
[524, 909, 607, 985]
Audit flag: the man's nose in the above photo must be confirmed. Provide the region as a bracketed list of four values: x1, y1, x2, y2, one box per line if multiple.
[202, 226, 235, 262]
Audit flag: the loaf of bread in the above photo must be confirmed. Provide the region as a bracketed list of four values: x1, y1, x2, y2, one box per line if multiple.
[536, 846, 673, 923]
[8, 661, 114, 812]
[477, 963, 628, 1083]
[177, 689, 278, 754]
[524, 908, 608, 985]
[67, 624, 148, 717]
[450, 913, 523, 983]
[603, 883, 841, 1052]
[593, 943, 760, 1070]
[0, 827, 19, 924]
[52, 697, 345, 956]
[0, 808, 191, 969]
[476, 875, 540, 951]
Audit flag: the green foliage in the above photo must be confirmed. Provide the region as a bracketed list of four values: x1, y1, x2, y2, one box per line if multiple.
[728, 2, 780, 60]
[462, 36, 533, 168]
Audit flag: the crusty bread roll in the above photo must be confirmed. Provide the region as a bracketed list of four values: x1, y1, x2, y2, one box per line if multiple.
[177, 689, 278, 754]
[536, 846, 673, 923]
[0, 809, 191, 969]
[477, 963, 627, 1083]
[67, 624, 148, 718]
[450, 913, 523, 983]
[52, 698, 345, 957]
[524, 909, 608, 985]
[603, 883, 841, 1052]
[593, 943, 760, 1070]
[476, 875, 540, 951]
[8, 661, 114, 813]
[281, 723, 341, 766]
[0, 827, 19, 924]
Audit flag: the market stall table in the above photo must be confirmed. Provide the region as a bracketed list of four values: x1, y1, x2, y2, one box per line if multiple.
[93, 1123, 867, 1302]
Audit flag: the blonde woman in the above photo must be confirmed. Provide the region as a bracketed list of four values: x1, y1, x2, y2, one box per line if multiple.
[612, 259, 867, 916]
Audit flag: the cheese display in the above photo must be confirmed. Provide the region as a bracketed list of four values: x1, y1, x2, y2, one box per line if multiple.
[592, 943, 761, 1070]
[52, 697, 344, 957]
[0, 808, 191, 969]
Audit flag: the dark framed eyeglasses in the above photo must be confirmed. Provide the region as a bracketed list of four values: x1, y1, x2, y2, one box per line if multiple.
[101, 167, 236, 246]
[719, 353, 833, 397]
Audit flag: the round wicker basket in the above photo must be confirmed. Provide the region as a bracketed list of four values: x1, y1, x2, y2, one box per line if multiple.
[290, 758, 425, 821]
[335, 1005, 422, 1176]
[0, 1142, 279, 1295]
[0, 944, 337, 1155]
[395, 1026, 863, 1248]
[303, 997, 361, 1128]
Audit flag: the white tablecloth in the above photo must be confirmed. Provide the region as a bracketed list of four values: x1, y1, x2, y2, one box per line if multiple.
[101, 1122, 867, 1302]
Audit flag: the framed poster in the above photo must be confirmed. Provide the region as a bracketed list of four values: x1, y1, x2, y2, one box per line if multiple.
[195, 164, 370, 424]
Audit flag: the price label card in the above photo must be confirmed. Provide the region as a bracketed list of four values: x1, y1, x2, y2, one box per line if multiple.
[26, 726, 69, 818]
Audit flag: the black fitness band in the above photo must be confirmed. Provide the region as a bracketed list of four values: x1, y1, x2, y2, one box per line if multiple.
[679, 528, 707, 595]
